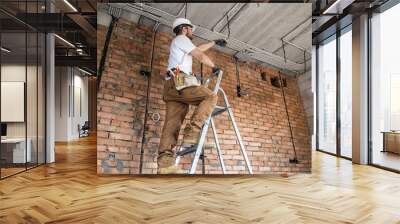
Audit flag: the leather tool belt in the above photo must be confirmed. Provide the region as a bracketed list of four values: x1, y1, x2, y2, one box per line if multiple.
[167, 68, 200, 91]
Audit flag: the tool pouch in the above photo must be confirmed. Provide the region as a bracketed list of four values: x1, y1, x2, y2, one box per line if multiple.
[173, 71, 200, 91]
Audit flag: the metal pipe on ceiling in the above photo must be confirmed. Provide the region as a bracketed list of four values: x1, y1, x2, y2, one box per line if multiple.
[197, 34, 298, 76]
[176, 3, 186, 17]
[113, 3, 305, 73]
[272, 16, 312, 55]
[281, 39, 311, 55]
[281, 15, 311, 40]
[210, 3, 239, 31]
[127, 3, 187, 18]
[284, 24, 312, 44]
[219, 3, 249, 33]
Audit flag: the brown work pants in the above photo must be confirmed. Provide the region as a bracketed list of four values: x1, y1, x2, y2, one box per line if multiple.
[158, 78, 217, 157]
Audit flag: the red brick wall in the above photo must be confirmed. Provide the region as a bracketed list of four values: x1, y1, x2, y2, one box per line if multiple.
[97, 18, 311, 175]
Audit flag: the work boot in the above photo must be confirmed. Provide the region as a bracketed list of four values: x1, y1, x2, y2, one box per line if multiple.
[157, 150, 185, 174]
[182, 123, 202, 146]
[158, 165, 186, 174]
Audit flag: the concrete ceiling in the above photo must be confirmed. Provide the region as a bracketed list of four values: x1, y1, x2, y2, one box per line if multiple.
[99, 3, 312, 75]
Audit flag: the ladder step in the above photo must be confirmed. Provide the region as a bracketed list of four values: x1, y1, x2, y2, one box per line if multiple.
[176, 145, 206, 158]
[176, 145, 198, 156]
[212, 106, 227, 117]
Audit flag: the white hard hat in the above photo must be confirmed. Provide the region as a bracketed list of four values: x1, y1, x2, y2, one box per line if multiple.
[172, 17, 196, 32]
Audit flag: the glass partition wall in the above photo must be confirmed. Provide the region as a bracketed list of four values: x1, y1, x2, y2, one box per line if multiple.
[317, 35, 337, 155]
[339, 26, 352, 159]
[370, 3, 400, 172]
[316, 0, 400, 172]
[0, 1, 46, 179]
[316, 26, 352, 159]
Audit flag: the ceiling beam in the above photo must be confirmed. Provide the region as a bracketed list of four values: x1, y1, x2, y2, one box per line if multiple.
[67, 13, 97, 41]
[55, 55, 96, 69]
[86, 0, 97, 12]
[323, 0, 356, 14]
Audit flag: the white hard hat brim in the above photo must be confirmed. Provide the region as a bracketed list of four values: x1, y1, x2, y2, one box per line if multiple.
[172, 18, 196, 32]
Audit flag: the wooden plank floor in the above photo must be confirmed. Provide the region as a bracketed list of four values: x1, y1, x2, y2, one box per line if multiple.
[1, 135, 400, 224]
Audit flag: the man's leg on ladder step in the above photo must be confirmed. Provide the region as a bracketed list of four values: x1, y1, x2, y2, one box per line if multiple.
[158, 100, 188, 174]
[180, 86, 218, 146]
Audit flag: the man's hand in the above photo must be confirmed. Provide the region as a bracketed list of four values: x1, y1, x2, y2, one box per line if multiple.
[214, 39, 227, 47]
[212, 67, 221, 76]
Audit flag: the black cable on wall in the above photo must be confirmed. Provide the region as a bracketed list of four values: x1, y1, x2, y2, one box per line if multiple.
[139, 26, 158, 174]
[97, 16, 119, 89]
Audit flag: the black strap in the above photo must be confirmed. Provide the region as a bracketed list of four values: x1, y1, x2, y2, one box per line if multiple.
[158, 150, 174, 159]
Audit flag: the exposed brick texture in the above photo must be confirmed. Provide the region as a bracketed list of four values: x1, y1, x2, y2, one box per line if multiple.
[97, 19, 311, 175]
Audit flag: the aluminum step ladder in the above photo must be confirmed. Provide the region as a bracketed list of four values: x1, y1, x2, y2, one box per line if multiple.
[175, 71, 253, 174]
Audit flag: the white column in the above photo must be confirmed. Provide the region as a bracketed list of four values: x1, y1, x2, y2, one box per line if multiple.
[352, 14, 369, 164]
[312, 45, 317, 151]
[46, 1, 55, 163]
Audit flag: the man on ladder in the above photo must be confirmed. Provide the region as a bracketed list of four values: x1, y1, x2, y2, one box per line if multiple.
[157, 17, 227, 174]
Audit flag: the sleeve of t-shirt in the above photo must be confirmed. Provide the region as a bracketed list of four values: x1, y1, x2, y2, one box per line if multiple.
[176, 35, 196, 54]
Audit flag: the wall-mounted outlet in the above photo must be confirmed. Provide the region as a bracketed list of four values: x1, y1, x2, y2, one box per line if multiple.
[140, 66, 151, 77]
[108, 153, 116, 160]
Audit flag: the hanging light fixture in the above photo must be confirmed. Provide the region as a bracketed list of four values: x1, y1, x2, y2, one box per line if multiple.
[78, 67, 93, 76]
[63, 0, 78, 12]
[1, 47, 11, 53]
[54, 34, 75, 48]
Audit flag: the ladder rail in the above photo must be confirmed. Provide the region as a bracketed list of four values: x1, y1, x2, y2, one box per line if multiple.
[176, 71, 253, 174]
[203, 71, 223, 94]
[175, 149, 182, 166]
[210, 118, 226, 174]
[188, 71, 223, 174]
[219, 88, 253, 174]
[189, 118, 211, 174]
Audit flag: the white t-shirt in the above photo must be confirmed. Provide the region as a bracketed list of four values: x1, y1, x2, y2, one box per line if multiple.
[168, 34, 196, 75]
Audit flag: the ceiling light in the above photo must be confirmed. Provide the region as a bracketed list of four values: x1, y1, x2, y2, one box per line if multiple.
[1, 47, 11, 53]
[76, 48, 84, 55]
[63, 0, 78, 12]
[78, 67, 93, 76]
[323, 0, 354, 15]
[54, 34, 75, 48]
